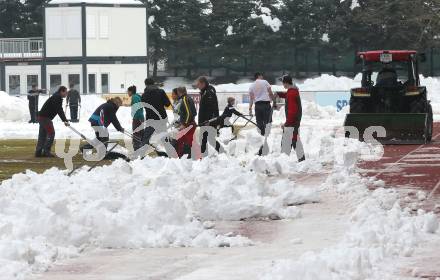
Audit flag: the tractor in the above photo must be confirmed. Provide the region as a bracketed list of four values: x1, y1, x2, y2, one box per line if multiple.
[344, 50, 433, 144]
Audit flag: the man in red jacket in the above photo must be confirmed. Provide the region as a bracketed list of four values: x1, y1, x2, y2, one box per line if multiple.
[277, 75, 305, 162]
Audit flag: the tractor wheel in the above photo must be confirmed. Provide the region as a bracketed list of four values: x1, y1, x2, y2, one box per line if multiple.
[350, 98, 366, 113]
[426, 103, 433, 142]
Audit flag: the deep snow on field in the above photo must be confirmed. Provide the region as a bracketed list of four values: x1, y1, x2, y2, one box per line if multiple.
[0, 75, 439, 280]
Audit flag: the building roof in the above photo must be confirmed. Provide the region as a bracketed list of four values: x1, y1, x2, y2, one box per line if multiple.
[48, 0, 143, 5]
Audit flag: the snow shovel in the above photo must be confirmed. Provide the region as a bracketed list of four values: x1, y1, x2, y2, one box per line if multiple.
[239, 115, 258, 127]
[65, 104, 69, 120]
[85, 142, 124, 173]
[226, 115, 256, 144]
[68, 125, 92, 143]
[123, 131, 169, 158]
[67, 126, 128, 176]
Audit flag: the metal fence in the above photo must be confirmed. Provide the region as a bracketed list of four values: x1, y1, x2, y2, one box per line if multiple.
[0, 38, 43, 60]
[162, 47, 440, 79]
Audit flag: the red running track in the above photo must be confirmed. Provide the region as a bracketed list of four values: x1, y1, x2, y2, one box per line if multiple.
[360, 123, 440, 214]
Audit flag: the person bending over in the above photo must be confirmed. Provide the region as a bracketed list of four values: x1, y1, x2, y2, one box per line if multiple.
[204, 97, 243, 133]
[35, 86, 70, 157]
[88, 97, 125, 147]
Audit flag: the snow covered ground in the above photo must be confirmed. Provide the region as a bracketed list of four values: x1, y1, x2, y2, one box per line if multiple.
[1, 74, 440, 140]
[0, 75, 439, 279]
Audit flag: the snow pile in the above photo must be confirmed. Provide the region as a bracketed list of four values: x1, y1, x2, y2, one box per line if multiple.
[251, 6, 282, 32]
[0, 91, 29, 122]
[226, 25, 234, 36]
[260, 169, 440, 280]
[0, 154, 318, 279]
[421, 76, 440, 103]
[298, 74, 359, 91]
[49, 0, 142, 4]
[213, 74, 360, 93]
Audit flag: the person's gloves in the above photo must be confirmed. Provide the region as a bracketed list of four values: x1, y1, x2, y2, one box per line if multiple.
[120, 128, 125, 133]
[64, 122, 70, 127]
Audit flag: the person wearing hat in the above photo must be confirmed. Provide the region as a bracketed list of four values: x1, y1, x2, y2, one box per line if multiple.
[277, 75, 305, 162]
[141, 78, 171, 145]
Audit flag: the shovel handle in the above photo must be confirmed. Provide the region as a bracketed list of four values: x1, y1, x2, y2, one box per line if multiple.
[68, 126, 89, 141]
[239, 115, 257, 127]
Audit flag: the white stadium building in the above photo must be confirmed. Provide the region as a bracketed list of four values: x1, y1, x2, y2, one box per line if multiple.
[0, 0, 148, 95]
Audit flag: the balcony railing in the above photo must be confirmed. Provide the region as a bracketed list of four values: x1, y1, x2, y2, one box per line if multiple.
[0, 37, 43, 60]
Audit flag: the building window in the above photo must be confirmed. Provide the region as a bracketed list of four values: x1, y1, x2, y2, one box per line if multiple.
[87, 14, 97, 39]
[27, 75, 38, 92]
[101, 73, 109, 93]
[49, 74, 62, 93]
[68, 74, 80, 91]
[8, 75, 20, 95]
[65, 13, 81, 39]
[88, 74, 96, 94]
[99, 14, 109, 39]
[47, 15, 63, 39]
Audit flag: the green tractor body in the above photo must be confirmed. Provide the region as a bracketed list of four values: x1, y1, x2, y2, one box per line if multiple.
[344, 50, 433, 144]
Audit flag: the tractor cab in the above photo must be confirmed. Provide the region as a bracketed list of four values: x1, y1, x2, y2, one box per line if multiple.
[359, 50, 419, 90]
[345, 50, 433, 144]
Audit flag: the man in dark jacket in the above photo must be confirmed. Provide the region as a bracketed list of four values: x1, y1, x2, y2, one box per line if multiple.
[35, 86, 70, 157]
[195, 76, 222, 154]
[141, 78, 171, 144]
[27, 84, 44, 123]
[66, 83, 81, 122]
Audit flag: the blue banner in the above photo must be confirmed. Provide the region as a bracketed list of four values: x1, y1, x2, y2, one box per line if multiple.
[315, 91, 351, 112]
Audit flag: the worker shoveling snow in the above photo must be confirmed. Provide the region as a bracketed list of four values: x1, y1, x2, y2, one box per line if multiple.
[0, 113, 375, 279]
[0, 75, 439, 280]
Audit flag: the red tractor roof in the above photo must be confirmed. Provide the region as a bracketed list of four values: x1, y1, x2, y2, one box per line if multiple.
[358, 50, 417, 62]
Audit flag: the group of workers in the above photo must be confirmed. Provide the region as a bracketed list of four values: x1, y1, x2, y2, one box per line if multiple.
[34, 74, 305, 161]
